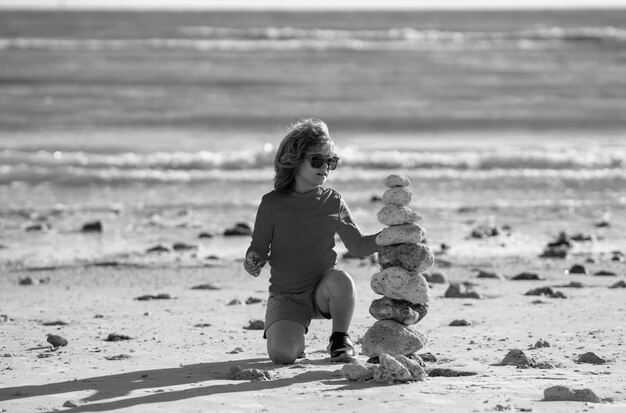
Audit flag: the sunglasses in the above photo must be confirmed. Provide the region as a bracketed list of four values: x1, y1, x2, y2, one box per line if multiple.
[306, 155, 340, 170]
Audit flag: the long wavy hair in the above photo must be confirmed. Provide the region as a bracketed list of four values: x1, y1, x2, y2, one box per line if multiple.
[273, 118, 333, 193]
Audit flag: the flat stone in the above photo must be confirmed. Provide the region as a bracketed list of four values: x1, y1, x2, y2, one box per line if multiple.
[378, 243, 434, 273]
[382, 187, 413, 206]
[428, 368, 477, 377]
[543, 385, 601, 403]
[371, 267, 430, 305]
[377, 204, 421, 226]
[361, 320, 427, 357]
[369, 297, 428, 325]
[375, 224, 426, 246]
[383, 174, 411, 188]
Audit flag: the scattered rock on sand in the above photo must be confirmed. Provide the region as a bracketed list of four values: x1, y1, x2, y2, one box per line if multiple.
[146, 244, 173, 253]
[512, 272, 543, 280]
[46, 334, 68, 347]
[444, 283, 482, 299]
[475, 269, 505, 280]
[42, 320, 69, 326]
[500, 349, 535, 367]
[594, 270, 616, 277]
[105, 354, 132, 360]
[449, 319, 471, 326]
[423, 272, 446, 284]
[198, 232, 214, 238]
[609, 280, 626, 288]
[245, 297, 264, 305]
[427, 368, 477, 377]
[543, 385, 601, 403]
[63, 400, 80, 408]
[244, 320, 264, 330]
[172, 242, 198, 251]
[81, 220, 103, 232]
[227, 298, 243, 306]
[565, 264, 587, 275]
[105, 333, 132, 342]
[135, 293, 171, 300]
[191, 283, 220, 290]
[229, 365, 274, 381]
[532, 339, 551, 348]
[223, 222, 253, 236]
[19, 277, 36, 285]
[525, 287, 566, 299]
[576, 352, 607, 365]
[418, 352, 437, 363]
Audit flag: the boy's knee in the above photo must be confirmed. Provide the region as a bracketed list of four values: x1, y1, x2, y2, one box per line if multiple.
[267, 345, 299, 365]
[328, 270, 356, 294]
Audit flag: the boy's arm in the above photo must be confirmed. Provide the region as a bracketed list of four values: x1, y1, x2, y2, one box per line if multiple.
[244, 195, 273, 275]
[335, 197, 380, 258]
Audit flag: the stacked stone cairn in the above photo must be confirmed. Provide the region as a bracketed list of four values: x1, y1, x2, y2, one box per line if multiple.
[341, 174, 434, 384]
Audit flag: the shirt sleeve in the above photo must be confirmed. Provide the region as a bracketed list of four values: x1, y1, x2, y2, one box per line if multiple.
[335, 196, 380, 257]
[247, 194, 273, 259]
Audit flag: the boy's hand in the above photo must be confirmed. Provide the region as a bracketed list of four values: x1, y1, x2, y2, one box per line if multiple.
[244, 251, 266, 277]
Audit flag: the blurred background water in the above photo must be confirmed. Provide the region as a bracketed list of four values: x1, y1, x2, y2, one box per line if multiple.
[0, 9, 625, 265]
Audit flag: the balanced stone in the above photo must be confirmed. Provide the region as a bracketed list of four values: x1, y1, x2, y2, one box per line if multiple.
[375, 223, 426, 246]
[371, 267, 430, 305]
[377, 204, 421, 226]
[383, 174, 411, 188]
[382, 187, 412, 206]
[369, 297, 428, 325]
[379, 243, 434, 273]
[361, 319, 427, 357]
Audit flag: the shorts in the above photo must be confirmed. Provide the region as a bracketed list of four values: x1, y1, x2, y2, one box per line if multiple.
[264, 281, 331, 339]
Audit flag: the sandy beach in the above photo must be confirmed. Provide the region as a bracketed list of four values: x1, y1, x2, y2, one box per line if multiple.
[1, 215, 625, 412]
[1, 7, 626, 412]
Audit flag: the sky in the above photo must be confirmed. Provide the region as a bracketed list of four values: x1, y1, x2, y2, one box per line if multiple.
[0, 0, 625, 10]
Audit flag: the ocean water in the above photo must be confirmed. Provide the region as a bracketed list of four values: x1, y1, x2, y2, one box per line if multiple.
[0, 9, 625, 266]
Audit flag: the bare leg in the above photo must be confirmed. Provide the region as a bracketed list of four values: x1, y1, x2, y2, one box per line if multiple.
[315, 269, 357, 333]
[265, 320, 306, 365]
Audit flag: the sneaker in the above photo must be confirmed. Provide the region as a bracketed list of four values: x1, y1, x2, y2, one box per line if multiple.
[327, 332, 355, 358]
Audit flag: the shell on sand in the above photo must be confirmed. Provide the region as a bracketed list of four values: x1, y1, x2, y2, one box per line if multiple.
[378, 243, 435, 273]
[361, 319, 427, 357]
[383, 174, 411, 188]
[382, 187, 413, 206]
[376, 224, 426, 246]
[371, 267, 430, 305]
[377, 204, 421, 226]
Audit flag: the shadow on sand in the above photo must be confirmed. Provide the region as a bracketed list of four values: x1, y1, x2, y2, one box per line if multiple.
[0, 358, 342, 412]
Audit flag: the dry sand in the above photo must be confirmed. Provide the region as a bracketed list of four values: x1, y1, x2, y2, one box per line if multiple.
[1, 248, 625, 412]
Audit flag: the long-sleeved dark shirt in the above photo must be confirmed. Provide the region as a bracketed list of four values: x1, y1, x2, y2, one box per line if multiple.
[247, 187, 379, 293]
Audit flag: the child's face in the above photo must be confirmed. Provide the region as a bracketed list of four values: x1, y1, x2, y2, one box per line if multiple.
[295, 143, 337, 192]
